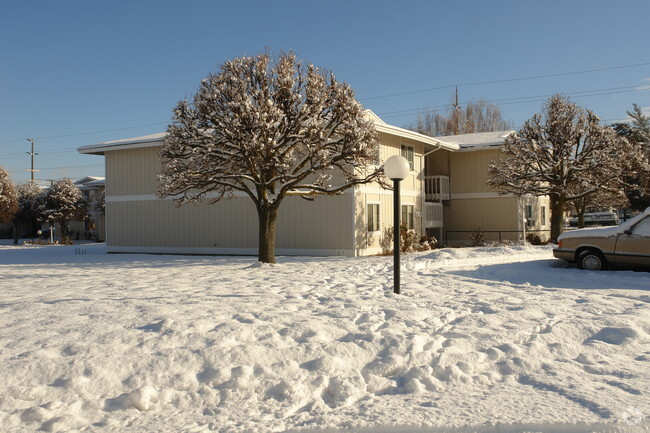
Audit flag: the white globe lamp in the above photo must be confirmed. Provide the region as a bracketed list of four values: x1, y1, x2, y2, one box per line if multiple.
[384, 155, 410, 180]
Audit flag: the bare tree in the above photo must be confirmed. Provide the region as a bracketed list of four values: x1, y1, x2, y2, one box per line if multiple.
[0, 166, 18, 223]
[568, 185, 629, 228]
[158, 52, 383, 263]
[487, 95, 645, 241]
[409, 98, 512, 137]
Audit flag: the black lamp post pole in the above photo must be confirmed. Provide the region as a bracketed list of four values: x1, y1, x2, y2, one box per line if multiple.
[393, 178, 401, 294]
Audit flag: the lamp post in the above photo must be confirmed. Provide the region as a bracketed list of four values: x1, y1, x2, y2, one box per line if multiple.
[384, 155, 410, 294]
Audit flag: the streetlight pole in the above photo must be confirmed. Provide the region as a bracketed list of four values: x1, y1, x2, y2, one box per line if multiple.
[393, 178, 401, 294]
[384, 155, 410, 295]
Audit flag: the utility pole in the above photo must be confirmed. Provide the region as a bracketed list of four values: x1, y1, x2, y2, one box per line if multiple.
[453, 86, 461, 135]
[26, 138, 39, 182]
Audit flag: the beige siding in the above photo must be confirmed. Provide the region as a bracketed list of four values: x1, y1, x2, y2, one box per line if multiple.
[364, 132, 424, 192]
[106, 193, 354, 253]
[443, 197, 520, 244]
[449, 149, 501, 194]
[106, 147, 161, 196]
[425, 150, 450, 176]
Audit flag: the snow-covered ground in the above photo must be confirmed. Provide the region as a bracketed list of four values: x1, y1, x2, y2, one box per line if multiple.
[0, 243, 648, 433]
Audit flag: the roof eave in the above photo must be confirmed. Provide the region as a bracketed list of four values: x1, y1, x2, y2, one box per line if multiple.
[78, 137, 165, 155]
[373, 123, 459, 151]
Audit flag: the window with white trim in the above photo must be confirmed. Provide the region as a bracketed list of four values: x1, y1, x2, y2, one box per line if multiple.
[401, 204, 414, 230]
[526, 205, 535, 227]
[367, 203, 380, 232]
[400, 144, 414, 171]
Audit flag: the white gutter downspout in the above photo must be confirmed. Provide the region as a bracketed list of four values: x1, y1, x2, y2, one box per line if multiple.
[420, 141, 443, 236]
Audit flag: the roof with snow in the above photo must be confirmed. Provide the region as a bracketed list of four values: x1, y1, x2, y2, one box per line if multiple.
[78, 132, 167, 155]
[78, 111, 458, 155]
[434, 130, 515, 152]
[74, 176, 105, 191]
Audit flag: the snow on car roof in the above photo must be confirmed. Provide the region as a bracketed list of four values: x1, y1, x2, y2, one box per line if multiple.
[559, 207, 650, 240]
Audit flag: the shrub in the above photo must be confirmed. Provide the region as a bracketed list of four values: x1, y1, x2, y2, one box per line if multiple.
[419, 234, 438, 250]
[59, 237, 74, 245]
[399, 223, 419, 253]
[526, 232, 543, 245]
[380, 224, 429, 254]
[379, 226, 394, 255]
[471, 227, 485, 247]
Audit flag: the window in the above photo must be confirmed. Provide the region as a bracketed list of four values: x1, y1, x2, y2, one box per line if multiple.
[367, 203, 380, 232]
[541, 206, 546, 227]
[401, 204, 414, 230]
[632, 217, 650, 236]
[401, 144, 414, 171]
[526, 205, 534, 227]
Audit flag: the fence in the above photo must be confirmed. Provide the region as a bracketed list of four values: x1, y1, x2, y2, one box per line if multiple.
[445, 229, 552, 246]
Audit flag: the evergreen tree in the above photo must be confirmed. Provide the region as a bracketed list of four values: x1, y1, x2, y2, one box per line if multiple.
[611, 103, 650, 210]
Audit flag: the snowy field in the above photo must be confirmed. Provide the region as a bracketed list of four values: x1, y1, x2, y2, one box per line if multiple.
[0, 243, 648, 433]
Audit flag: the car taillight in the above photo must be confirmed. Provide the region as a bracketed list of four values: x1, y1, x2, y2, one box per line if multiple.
[558, 240, 562, 248]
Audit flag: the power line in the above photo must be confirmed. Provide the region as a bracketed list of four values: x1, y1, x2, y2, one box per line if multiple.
[8, 163, 104, 174]
[1, 61, 648, 150]
[377, 84, 643, 116]
[378, 86, 650, 119]
[0, 121, 168, 145]
[360, 61, 650, 101]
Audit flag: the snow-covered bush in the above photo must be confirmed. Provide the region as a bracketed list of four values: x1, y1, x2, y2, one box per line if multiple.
[471, 227, 486, 247]
[526, 233, 543, 245]
[380, 224, 431, 254]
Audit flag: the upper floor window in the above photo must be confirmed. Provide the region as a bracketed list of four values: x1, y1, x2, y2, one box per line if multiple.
[401, 144, 414, 171]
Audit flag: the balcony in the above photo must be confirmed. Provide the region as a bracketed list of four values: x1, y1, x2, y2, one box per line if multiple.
[424, 202, 443, 228]
[425, 175, 450, 202]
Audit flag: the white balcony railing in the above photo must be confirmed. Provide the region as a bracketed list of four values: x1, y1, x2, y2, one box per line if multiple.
[425, 175, 450, 201]
[424, 202, 443, 228]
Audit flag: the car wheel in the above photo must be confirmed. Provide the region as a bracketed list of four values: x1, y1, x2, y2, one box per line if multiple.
[577, 250, 608, 271]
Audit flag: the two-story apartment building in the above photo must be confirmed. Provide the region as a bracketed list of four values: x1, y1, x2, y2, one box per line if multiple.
[78, 111, 458, 256]
[78, 116, 550, 255]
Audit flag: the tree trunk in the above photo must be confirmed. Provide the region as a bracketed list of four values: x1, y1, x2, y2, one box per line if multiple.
[257, 205, 279, 264]
[577, 209, 586, 228]
[58, 218, 70, 240]
[12, 222, 19, 245]
[550, 194, 565, 243]
[576, 198, 586, 228]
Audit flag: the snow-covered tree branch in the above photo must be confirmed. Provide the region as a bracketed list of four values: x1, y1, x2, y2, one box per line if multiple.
[157, 52, 383, 263]
[0, 166, 18, 223]
[35, 179, 87, 240]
